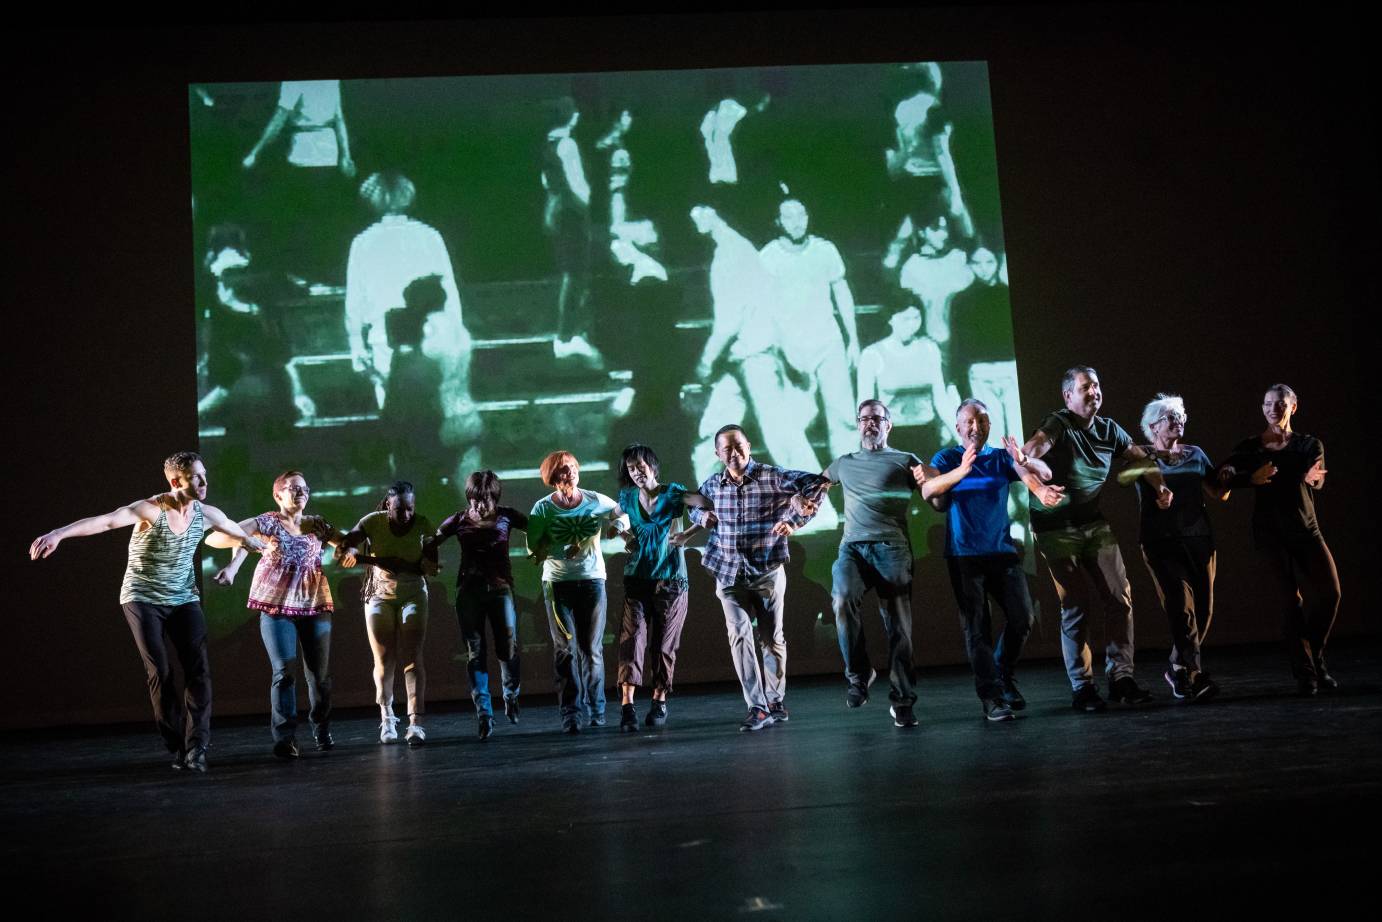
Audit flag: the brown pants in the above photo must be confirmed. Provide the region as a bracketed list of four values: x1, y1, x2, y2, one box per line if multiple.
[617, 578, 689, 693]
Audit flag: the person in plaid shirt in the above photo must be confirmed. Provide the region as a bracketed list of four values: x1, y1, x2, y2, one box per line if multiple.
[674, 424, 826, 731]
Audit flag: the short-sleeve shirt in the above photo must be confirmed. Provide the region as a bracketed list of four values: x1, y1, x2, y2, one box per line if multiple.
[824, 448, 922, 545]
[619, 484, 689, 582]
[1029, 409, 1133, 532]
[759, 236, 847, 371]
[526, 490, 620, 582]
[247, 513, 334, 616]
[1223, 433, 1326, 545]
[277, 80, 341, 167]
[359, 511, 435, 600]
[1134, 446, 1215, 545]
[932, 446, 1021, 557]
[899, 249, 972, 344]
[435, 506, 527, 590]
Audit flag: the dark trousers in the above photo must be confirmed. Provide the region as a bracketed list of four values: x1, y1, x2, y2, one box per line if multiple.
[258, 612, 332, 743]
[121, 601, 213, 752]
[458, 583, 521, 718]
[544, 579, 607, 720]
[946, 555, 1034, 700]
[1141, 537, 1215, 676]
[617, 578, 689, 694]
[1257, 534, 1341, 679]
[831, 541, 917, 705]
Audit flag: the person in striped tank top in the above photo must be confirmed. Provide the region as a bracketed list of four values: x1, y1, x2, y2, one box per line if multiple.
[29, 451, 263, 773]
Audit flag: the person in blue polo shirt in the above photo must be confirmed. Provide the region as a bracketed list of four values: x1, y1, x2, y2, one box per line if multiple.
[922, 399, 1064, 721]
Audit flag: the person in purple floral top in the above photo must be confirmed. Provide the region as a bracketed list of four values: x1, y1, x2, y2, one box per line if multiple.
[426, 470, 529, 741]
[215, 470, 349, 758]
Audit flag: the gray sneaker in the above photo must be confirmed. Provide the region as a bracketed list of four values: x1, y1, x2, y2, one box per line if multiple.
[983, 699, 1015, 722]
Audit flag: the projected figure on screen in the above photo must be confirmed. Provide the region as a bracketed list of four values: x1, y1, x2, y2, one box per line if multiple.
[883, 62, 973, 272]
[699, 93, 771, 186]
[602, 113, 668, 285]
[345, 172, 468, 409]
[856, 305, 958, 463]
[242, 80, 355, 177]
[541, 96, 602, 367]
[688, 205, 841, 531]
[381, 278, 446, 487]
[759, 198, 860, 462]
[949, 246, 1022, 445]
[897, 212, 973, 352]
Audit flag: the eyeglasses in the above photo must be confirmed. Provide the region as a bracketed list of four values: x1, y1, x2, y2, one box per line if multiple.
[857, 415, 890, 424]
[1153, 414, 1186, 427]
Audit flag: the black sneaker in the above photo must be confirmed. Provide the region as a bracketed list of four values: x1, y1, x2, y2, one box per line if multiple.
[273, 738, 300, 760]
[1164, 668, 1191, 700]
[314, 730, 335, 752]
[620, 704, 639, 733]
[1072, 684, 1106, 712]
[740, 707, 773, 732]
[504, 696, 521, 724]
[1109, 676, 1153, 705]
[645, 699, 668, 728]
[562, 716, 582, 735]
[1000, 678, 1027, 711]
[170, 749, 188, 771]
[983, 699, 1015, 722]
[846, 668, 877, 708]
[890, 704, 919, 728]
[1189, 673, 1220, 702]
[1297, 678, 1319, 697]
[1314, 657, 1339, 691]
[768, 701, 789, 723]
[185, 746, 209, 773]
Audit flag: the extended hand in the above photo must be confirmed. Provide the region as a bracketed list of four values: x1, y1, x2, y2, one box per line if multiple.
[1304, 459, 1327, 488]
[790, 493, 819, 517]
[1250, 462, 1277, 486]
[770, 521, 797, 538]
[958, 444, 978, 475]
[29, 531, 61, 560]
[213, 566, 237, 586]
[1001, 436, 1026, 465]
[243, 535, 267, 553]
[1034, 483, 1066, 508]
[668, 530, 693, 548]
[701, 512, 719, 529]
[563, 543, 583, 560]
[1155, 485, 1174, 510]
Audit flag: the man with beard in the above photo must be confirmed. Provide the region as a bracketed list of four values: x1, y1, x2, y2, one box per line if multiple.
[921, 399, 1063, 721]
[802, 400, 927, 728]
[1020, 367, 1172, 712]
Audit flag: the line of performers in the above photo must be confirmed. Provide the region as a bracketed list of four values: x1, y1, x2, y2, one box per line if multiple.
[29, 369, 1340, 771]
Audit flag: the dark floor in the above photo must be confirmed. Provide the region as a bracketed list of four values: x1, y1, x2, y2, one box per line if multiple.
[3, 641, 1378, 919]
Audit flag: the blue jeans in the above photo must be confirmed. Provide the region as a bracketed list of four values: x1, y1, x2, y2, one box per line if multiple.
[831, 541, 917, 704]
[258, 613, 332, 742]
[458, 583, 521, 718]
[946, 555, 1034, 699]
[544, 579, 607, 721]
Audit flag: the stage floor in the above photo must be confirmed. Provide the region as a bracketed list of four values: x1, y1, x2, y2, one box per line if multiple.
[3, 641, 1378, 919]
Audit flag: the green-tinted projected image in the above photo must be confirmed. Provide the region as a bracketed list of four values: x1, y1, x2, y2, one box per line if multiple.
[190, 62, 1022, 643]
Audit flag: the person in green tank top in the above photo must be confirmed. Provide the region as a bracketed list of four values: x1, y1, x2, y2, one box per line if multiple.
[29, 451, 263, 772]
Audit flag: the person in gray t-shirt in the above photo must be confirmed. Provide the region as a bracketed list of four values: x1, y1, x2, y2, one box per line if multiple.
[805, 399, 926, 728]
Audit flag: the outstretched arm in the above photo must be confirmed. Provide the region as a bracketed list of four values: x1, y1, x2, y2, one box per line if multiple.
[243, 107, 290, 169]
[920, 446, 976, 502]
[1122, 445, 1172, 509]
[211, 516, 263, 584]
[30, 499, 161, 559]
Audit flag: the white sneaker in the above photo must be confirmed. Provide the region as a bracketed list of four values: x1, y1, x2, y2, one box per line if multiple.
[379, 715, 400, 744]
[404, 723, 427, 748]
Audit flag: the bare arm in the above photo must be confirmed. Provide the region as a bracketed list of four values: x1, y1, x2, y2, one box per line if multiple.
[831, 277, 860, 363]
[1122, 445, 1172, 509]
[243, 107, 291, 169]
[29, 499, 160, 559]
[333, 97, 355, 177]
[558, 137, 590, 205]
[920, 447, 975, 502]
[211, 517, 263, 584]
[1021, 428, 1054, 461]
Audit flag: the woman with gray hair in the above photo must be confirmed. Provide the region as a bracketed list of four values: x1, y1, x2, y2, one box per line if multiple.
[1128, 393, 1229, 702]
[1219, 385, 1339, 696]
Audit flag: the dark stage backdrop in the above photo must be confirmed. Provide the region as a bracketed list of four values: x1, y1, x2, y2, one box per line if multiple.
[6, 8, 1374, 730]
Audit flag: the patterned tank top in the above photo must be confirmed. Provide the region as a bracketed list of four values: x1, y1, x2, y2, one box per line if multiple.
[119, 501, 206, 606]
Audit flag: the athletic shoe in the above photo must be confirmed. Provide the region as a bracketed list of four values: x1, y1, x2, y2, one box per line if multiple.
[314, 730, 335, 752]
[1189, 673, 1220, 702]
[273, 739, 300, 760]
[983, 699, 1015, 722]
[1164, 668, 1192, 700]
[1314, 657, 1339, 691]
[768, 701, 789, 723]
[379, 716, 400, 744]
[740, 708, 773, 732]
[170, 749, 188, 771]
[1297, 678, 1318, 697]
[478, 716, 494, 741]
[890, 704, 919, 728]
[846, 668, 877, 708]
[589, 714, 607, 729]
[184, 746, 209, 773]
[404, 724, 427, 748]
[562, 716, 582, 735]
[1109, 676, 1154, 705]
[620, 704, 639, 733]
[504, 696, 520, 724]
[1000, 678, 1027, 711]
[1072, 684, 1107, 712]
[645, 699, 668, 728]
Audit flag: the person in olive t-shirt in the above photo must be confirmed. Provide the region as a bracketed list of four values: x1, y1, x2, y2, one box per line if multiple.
[807, 399, 925, 729]
[1021, 366, 1172, 712]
